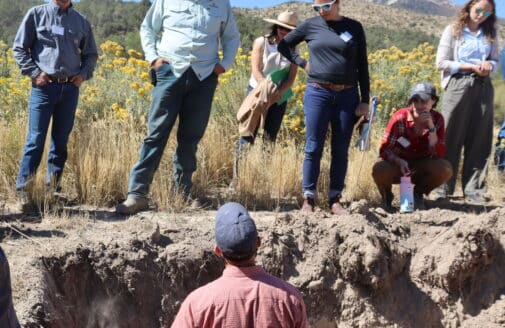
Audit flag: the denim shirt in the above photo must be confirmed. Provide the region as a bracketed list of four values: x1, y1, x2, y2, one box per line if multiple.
[453, 27, 495, 74]
[12, 2, 98, 80]
[140, 0, 240, 81]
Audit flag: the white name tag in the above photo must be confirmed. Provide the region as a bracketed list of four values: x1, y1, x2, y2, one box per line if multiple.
[340, 31, 353, 42]
[51, 26, 65, 36]
[397, 136, 411, 148]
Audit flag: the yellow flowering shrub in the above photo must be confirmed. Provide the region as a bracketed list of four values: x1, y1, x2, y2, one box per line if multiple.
[0, 39, 440, 133]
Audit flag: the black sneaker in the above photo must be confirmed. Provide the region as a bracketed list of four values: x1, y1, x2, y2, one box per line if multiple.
[414, 192, 426, 211]
[381, 189, 396, 213]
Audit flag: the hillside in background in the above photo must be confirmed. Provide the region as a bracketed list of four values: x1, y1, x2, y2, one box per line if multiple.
[0, 0, 503, 53]
[364, 0, 458, 16]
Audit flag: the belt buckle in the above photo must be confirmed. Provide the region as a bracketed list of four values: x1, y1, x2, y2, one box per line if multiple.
[330, 84, 346, 91]
[51, 76, 69, 83]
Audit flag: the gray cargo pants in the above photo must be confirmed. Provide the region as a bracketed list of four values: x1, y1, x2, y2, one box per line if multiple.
[440, 74, 494, 196]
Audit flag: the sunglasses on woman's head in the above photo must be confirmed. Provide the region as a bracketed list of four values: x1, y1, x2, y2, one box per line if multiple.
[312, 0, 336, 12]
[475, 7, 492, 17]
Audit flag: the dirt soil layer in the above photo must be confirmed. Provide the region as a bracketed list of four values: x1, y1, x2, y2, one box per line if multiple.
[1, 203, 505, 327]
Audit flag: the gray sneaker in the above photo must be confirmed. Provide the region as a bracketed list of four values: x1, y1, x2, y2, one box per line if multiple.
[15, 190, 36, 213]
[115, 197, 149, 215]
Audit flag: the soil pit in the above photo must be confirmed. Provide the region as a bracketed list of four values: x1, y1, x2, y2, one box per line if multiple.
[4, 205, 505, 327]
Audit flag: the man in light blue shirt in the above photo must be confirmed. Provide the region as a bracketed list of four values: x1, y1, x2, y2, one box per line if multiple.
[12, 0, 97, 210]
[117, 0, 240, 214]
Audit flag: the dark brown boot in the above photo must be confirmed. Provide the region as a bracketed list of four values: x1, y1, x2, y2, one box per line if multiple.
[329, 197, 348, 215]
[301, 197, 315, 212]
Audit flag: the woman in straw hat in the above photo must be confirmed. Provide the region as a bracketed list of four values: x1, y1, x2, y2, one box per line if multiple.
[232, 11, 299, 185]
[240, 11, 299, 145]
[278, 0, 370, 215]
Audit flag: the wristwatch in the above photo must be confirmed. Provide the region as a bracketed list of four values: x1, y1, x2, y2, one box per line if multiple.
[428, 127, 436, 133]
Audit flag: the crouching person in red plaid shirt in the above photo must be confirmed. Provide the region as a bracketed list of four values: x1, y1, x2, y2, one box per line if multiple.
[372, 82, 453, 212]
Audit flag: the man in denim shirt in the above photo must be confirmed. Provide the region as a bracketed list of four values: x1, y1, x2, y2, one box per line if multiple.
[117, 0, 240, 214]
[12, 0, 97, 209]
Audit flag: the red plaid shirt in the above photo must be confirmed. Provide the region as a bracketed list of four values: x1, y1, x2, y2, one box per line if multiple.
[379, 107, 446, 162]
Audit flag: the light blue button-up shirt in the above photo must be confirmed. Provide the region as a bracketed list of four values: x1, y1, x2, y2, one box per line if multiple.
[12, 2, 98, 80]
[451, 27, 497, 74]
[140, 0, 240, 81]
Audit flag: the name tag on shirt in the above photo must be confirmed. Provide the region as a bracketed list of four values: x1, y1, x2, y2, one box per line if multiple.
[52, 26, 65, 36]
[340, 31, 353, 43]
[397, 136, 411, 148]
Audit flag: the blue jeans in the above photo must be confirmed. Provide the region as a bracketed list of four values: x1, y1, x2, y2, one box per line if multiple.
[239, 85, 288, 145]
[16, 82, 79, 190]
[128, 64, 218, 198]
[302, 83, 359, 200]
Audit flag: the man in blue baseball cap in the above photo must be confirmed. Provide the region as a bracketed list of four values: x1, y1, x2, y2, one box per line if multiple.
[0, 247, 20, 328]
[172, 202, 309, 327]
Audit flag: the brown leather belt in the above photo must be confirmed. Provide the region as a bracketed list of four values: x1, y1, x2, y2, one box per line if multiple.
[314, 82, 353, 91]
[48, 75, 72, 83]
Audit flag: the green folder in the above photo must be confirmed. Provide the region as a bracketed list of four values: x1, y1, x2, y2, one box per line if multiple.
[269, 68, 294, 105]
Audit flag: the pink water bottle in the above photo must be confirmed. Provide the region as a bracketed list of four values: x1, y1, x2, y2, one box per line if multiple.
[400, 176, 414, 213]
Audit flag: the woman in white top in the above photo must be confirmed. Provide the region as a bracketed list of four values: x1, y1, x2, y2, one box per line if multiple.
[434, 0, 499, 204]
[239, 11, 299, 145]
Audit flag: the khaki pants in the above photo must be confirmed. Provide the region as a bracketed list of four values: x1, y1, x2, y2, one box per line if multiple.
[372, 158, 453, 199]
[441, 74, 494, 196]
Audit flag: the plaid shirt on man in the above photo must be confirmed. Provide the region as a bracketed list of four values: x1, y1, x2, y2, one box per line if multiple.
[379, 107, 446, 162]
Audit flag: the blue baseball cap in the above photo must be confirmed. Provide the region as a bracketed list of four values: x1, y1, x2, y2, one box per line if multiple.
[215, 203, 258, 258]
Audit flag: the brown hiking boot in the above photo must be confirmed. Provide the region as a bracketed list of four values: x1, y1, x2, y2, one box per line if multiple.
[301, 197, 315, 212]
[116, 196, 149, 215]
[329, 197, 348, 215]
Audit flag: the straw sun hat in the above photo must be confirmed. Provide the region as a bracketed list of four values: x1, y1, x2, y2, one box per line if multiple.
[263, 11, 299, 30]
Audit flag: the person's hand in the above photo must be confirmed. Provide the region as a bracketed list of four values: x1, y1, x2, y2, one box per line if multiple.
[355, 102, 370, 118]
[418, 111, 434, 127]
[32, 72, 51, 87]
[478, 61, 493, 73]
[70, 74, 84, 87]
[397, 158, 411, 176]
[272, 89, 282, 103]
[304, 62, 310, 73]
[152, 58, 169, 72]
[472, 63, 490, 77]
[213, 63, 225, 76]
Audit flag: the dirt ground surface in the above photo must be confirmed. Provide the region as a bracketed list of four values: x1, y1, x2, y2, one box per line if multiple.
[1, 198, 505, 328]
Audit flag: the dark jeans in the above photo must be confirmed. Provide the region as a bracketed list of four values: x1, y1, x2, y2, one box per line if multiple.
[128, 64, 218, 198]
[0, 247, 20, 328]
[302, 83, 359, 200]
[16, 82, 79, 190]
[239, 85, 288, 145]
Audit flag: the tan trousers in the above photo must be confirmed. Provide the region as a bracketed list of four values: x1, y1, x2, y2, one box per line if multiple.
[372, 158, 453, 198]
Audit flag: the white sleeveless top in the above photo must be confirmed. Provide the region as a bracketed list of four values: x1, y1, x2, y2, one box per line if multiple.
[248, 36, 293, 88]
